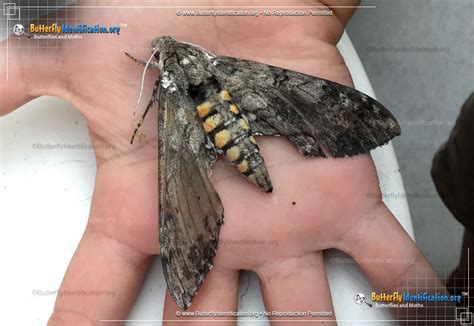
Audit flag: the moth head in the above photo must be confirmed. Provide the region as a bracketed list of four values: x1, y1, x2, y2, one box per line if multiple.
[150, 36, 212, 86]
[151, 36, 174, 54]
[151, 36, 181, 66]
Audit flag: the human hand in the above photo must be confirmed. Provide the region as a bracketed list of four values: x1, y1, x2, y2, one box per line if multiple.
[1, 1, 450, 325]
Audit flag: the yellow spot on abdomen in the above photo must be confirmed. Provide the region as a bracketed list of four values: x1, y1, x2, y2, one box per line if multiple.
[226, 146, 240, 162]
[196, 102, 211, 118]
[239, 118, 250, 130]
[237, 160, 249, 173]
[230, 104, 240, 114]
[214, 129, 231, 148]
[220, 90, 231, 101]
[249, 135, 257, 144]
[203, 115, 220, 133]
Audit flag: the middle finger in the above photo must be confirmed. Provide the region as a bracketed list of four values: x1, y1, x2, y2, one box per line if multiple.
[255, 251, 336, 325]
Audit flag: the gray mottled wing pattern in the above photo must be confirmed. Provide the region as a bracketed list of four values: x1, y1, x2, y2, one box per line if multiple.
[213, 56, 401, 157]
[158, 85, 224, 310]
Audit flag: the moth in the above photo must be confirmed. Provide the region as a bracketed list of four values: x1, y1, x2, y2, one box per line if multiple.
[127, 36, 400, 310]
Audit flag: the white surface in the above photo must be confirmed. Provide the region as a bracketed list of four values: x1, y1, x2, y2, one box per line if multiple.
[0, 31, 412, 325]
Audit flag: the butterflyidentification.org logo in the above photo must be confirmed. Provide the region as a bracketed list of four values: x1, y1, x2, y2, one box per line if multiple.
[13, 23, 25, 36]
[370, 291, 462, 308]
[23, 22, 121, 39]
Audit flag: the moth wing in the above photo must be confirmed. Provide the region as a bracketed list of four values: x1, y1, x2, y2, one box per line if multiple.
[213, 56, 401, 157]
[158, 87, 223, 310]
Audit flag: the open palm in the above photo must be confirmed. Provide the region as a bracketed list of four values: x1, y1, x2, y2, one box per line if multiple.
[1, 1, 447, 325]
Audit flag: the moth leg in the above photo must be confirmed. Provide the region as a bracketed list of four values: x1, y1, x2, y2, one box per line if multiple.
[204, 136, 217, 163]
[130, 78, 160, 144]
[125, 52, 160, 69]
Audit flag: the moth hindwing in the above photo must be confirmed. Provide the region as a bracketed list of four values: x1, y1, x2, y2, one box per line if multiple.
[130, 36, 400, 309]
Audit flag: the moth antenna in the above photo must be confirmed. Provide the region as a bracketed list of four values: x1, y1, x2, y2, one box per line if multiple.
[133, 47, 160, 115]
[125, 52, 148, 66]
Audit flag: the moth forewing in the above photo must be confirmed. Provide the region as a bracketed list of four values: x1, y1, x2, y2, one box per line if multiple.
[157, 87, 223, 310]
[212, 56, 401, 158]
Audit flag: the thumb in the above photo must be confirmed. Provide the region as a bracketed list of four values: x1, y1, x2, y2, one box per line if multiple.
[0, 35, 66, 116]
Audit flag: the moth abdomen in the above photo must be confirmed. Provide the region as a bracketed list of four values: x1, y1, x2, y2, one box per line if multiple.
[230, 140, 273, 193]
[195, 89, 273, 192]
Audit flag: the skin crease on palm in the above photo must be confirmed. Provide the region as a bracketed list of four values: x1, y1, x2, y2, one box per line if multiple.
[0, 0, 452, 325]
